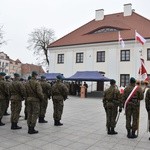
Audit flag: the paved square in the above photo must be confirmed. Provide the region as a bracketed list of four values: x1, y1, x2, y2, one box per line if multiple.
[0, 96, 149, 150]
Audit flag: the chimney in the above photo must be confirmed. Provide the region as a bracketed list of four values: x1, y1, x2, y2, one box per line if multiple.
[95, 9, 104, 21]
[124, 3, 132, 16]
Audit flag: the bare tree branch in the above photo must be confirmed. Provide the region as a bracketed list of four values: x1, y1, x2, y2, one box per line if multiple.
[27, 27, 55, 66]
[0, 26, 6, 46]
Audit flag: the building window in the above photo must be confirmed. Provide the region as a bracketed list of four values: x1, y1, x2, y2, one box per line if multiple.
[147, 49, 150, 60]
[57, 54, 64, 64]
[93, 27, 118, 34]
[121, 50, 130, 61]
[2, 62, 4, 67]
[97, 51, 105, 62]
[120, 74, 130, 87]
[5, 63, 9, 66]
[76, 53, 83, 63]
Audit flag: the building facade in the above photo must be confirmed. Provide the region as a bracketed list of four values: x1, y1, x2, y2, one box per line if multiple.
[9, 59, 22, 77]
[0, 52, 10, 74]
[48, 4, 150, 86]
[21, 63, 45, 79]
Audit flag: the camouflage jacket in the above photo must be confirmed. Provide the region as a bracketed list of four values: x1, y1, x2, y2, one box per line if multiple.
[0, 78, 9, 99]
[145, 88, 150, 111]
[103, 85, 122, 108]
[122, 84, 143, 106]
[9, 79, 26, 101]
[40, 80, 52, 99]
[51, 80, 69, 100]
[25, 78, 44, 102]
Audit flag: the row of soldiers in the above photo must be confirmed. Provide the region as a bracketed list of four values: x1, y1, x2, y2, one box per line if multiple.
[103, 77, 150, 140]
[0, 71, 68, 134]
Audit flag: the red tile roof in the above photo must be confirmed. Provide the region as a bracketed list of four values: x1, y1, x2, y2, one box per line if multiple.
[21, 63, 45, 74]
[48, 12, 150, 48]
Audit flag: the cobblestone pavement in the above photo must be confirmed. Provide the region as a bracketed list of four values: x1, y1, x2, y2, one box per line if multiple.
[0, 96, 149, 150]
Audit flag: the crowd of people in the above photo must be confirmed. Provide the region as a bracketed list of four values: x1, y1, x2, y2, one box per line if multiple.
[103, 77, 150, 140]
[0, 71, 68, 134]
[2, 71, 149, 140]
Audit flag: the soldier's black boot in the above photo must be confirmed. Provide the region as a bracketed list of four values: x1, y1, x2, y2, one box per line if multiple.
[111, 128, 118, 134]
[11, 122, 22, 130]
[11, 122, 16, 129]
[131, 130, 137, 138]
[15, 123, 22, 129]
[39, 117, 48, 123]
[127, 129, 131, 138]
[54, 120, 63, 126]
[107, 127, 111, 135]
[0, 119, 5, 126]
[149, 137, 150, 140]
[28, 126, 38, 134]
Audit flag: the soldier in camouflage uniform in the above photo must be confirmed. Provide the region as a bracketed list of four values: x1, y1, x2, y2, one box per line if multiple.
[4, 75, 11, 116]
[51, 74, 69, 126]
[9, 73, 26, 130]
[24, 76, 31, 120]
[0, 72, 9, 126]
[145, 83, 150, 140]
[38, 75, 51, 123]
[103, 79, 122, 135]
[25, 71, 44, 134]
[122, 77, 143, 138]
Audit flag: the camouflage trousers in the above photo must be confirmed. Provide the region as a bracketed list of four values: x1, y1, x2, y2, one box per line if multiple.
[105, 104, 118, 128]
[24, 100, 27, 115]
[125, 103, 139, 131]
[39, 98, 48, 118]
[52, 97, 64, 121]
[11, 101, 22, 123]
[27, 101, 40, 127]
[5, 99, 10, 112]
[148, 111, 150, 132]
[0, 99, 6, 119]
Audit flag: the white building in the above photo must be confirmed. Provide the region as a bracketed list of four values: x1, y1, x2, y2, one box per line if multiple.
[48, 4, 150, 87]
[0, 52, 10, 74]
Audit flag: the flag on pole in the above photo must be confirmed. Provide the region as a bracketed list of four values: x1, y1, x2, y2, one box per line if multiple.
[119, 32, 125, 48]
[138, 58, 148, 81]
[135, 31, 146, 45]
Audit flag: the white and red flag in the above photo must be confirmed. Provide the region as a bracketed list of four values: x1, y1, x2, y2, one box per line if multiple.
[135, 31, 146, 45]
[138, 58, 148, 81]
[119, 32, 125, 48]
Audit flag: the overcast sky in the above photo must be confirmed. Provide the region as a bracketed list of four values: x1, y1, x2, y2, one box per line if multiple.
[0, 0, 149, 65]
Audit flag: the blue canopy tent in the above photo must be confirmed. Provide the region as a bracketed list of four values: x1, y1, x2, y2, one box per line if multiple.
[65, 71, 110, 81]
[42, 73, 65, 80]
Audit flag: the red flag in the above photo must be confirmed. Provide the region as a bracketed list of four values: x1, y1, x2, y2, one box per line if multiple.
[118, 32, 125, 48]
[135, 32, 146, 45]
[138, 58, 148, 81]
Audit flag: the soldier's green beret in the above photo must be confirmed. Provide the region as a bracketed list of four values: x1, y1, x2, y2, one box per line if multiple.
[56, 74, 64, 80]
[14, 73, 20, 77]
[110, 79, 116, 85]
[130, 77, 136, 83]
[41, 75, 46, 79]
[28, 76, 31, 80]
[32, 71, 38, 76]
[0, 72, 6, 76]
[5, 75, 11, 79]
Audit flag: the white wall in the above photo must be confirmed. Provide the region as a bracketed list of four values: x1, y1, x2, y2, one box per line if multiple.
[48, 40, 150, 85]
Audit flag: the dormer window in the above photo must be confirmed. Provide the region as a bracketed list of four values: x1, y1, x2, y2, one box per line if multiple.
[94, 27, 119, 33]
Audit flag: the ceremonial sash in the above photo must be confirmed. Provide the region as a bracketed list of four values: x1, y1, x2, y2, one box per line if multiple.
[124, 85, 139, 110]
